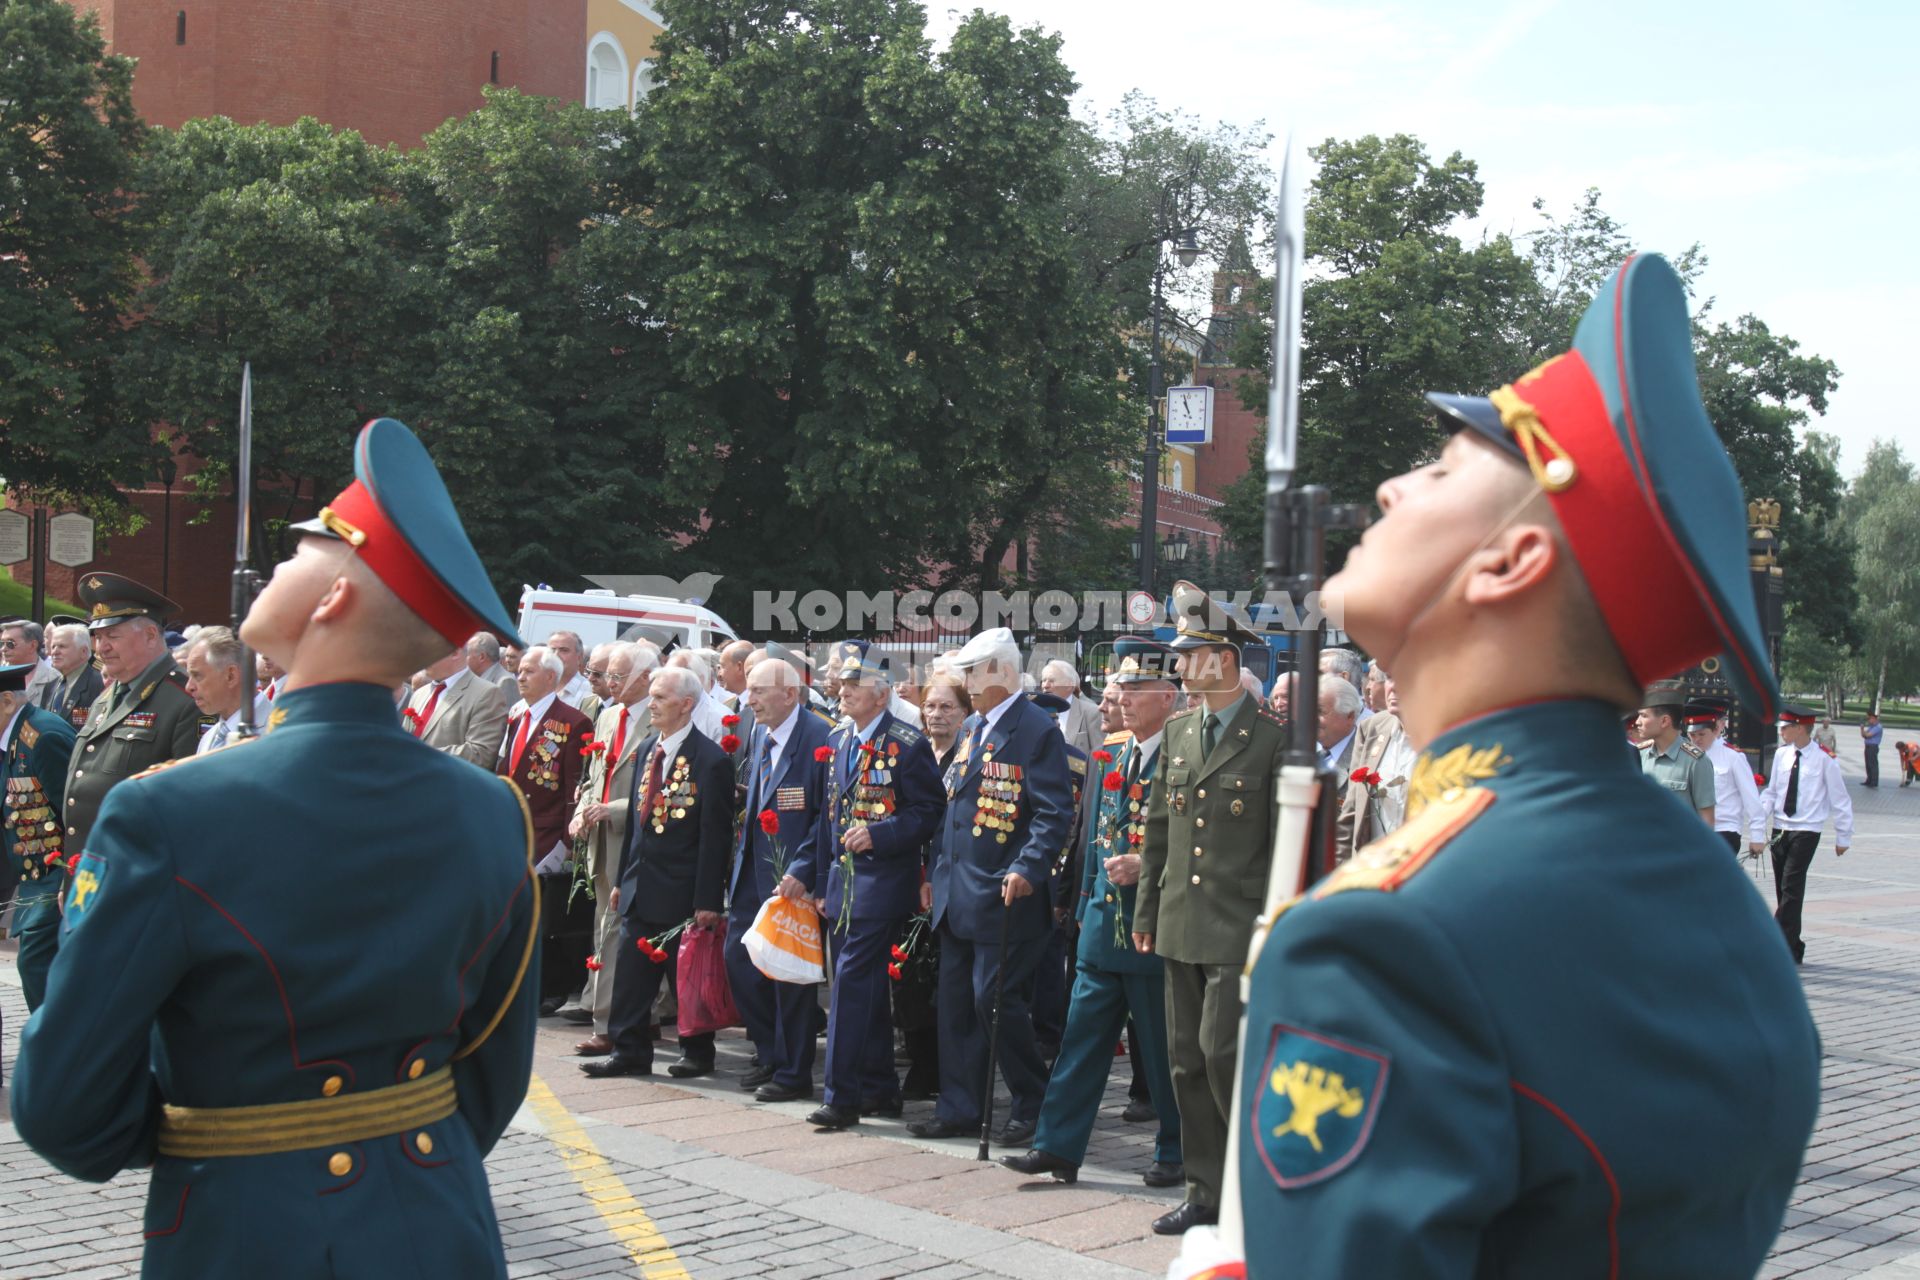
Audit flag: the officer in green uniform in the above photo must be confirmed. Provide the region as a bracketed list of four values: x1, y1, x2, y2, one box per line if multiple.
[64, 573, 201, 852]
[1134, 583, 1287, 1236]
[13, 419, 539, 1280]
[2, 661, 77, 1010]
[1636, 680, 1715, 823]
[1171, 255, 1819, 1279]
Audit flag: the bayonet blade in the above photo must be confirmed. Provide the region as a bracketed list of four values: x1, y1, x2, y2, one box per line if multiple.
[1265, 135, 1305, 489]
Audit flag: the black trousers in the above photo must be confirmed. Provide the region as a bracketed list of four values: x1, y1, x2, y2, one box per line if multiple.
[1865, 746, 1880, 786]
[1770, 830, 1821, 962]
[1717, 830, 1742, 855]
[608, 916, 714, 1068]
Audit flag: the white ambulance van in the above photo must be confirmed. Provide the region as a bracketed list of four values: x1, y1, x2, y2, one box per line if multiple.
[515, 587, 740, 653]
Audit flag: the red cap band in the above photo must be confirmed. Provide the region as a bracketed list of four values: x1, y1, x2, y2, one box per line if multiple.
[322, 479, 479, 647]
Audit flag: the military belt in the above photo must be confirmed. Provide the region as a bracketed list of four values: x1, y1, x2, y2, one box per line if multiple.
[157, 1066, 456, 1159]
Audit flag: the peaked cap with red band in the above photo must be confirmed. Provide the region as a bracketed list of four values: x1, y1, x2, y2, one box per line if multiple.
[290, 419, 523, 648]
[1425, 253, 1779, 720]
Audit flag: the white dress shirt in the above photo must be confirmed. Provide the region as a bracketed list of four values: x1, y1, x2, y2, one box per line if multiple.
[558, 671, 594, 711]
[1705, 737, 1766, 843]
[763, 703, 801, 779]
[1760, 742, 1854, 845]
[198, 693, 272, 754]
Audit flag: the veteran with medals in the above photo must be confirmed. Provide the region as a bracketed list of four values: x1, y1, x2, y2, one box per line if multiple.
[1, 660, 78, 1011]
[1188, 256, 1820, 1278]
[12, 419, 541, 1279]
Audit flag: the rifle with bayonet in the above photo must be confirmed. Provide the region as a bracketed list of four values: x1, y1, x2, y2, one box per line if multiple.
[231, 363, 263, 739]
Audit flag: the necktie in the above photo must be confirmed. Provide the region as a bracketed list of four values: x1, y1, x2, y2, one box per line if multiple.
[1783, 749, 1801, 818]
[206, 719, 231, 753]
[508, 713, 532, 773]
[411, 682, 444, 737]
[757, 731, 775, 804]
[601, 706, 630, 802]
[1203, 713, 1220, 759]
[49, 680, 67, 716]
[639, 743, 666, 821]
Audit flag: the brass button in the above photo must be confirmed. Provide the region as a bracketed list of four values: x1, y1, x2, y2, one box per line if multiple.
[407, 1059, 425, 1080]
[86, 744, 96, 753]
[1195, 818, 1206, 829]
[1192, 846, 1202, 855]
[1233, 779, 1244, 789]
[1190, 874, 1201, 885]
[73, 770, 83, 778]
[415, 1132, 434, 1156]
[321, 1076, 344, 1097]
[328, 1152, 353, 1177]
[1197, 789, 1207, 799]
[67, 826, 75, 835]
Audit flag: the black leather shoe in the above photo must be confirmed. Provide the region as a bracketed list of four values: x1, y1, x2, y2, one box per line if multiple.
[538, 995, 565, 1016]
[1142, 1160, 1185, 1188]
[1122, 1099, 1157, 1123]
[807, 1103, 860, 1130]
[1152, 1202, 1218, 1236]
[740, 1064, 775, 1090]
[999, 1149, 1078, 1184]
[860, 1095, 904, 1118]
[992, 1119, 1036, 1148]
[559, 1006, 594, 1025]
[907, 1118, 977, 1140]
[580, 1057, 652, 1079]
[667, 1058, 714, 1079]
[755, 1081, 814, 1103]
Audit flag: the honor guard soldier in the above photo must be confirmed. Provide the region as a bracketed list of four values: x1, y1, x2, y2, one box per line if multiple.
[1636, 680, 1715, 824]
[13, 419, 541, 1280]
[1001, 636, 1185, 1189]
[2, 661, 77, 1010]
[807, 644, 945, 1129]
[1177, 255, 1819, 1279]
[1686, 696, 1765, 856]
[1133, 584, 1287, 1236]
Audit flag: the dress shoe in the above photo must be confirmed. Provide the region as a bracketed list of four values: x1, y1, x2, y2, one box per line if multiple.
[1142, 1160, 1185, 1188]
[573, 1034, 613, 1057]
[580, 1057, 652, 1079]
[907, 1117, 977, 1140]
[666, 1058, 714, 1079]
[559, 1005, 594, 1025]
[1152, 1202, 1218, 1236]
[807, 1103, 860, 1130]
[991, 1119, 1036, 1149]
[740, 1064, 776, 1090]
[538, 995, 565, 1017]
[1122, 1099, 1157, 1124]
[859, 1095, 904, 1118]
[755, 1081, 814, 1103]
[999, 1149, 1078, 1184]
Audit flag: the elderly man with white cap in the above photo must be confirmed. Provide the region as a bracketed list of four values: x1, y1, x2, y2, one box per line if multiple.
[906, 629, 1074, 1148]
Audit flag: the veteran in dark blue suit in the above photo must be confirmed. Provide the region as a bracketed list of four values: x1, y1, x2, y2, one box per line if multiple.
[1002, 639, 1182, 1187]
[11, 419, 539, 1280]
[582, 664, 733, 1080]
[909, 628, 1074, 1145]
[1172, 255, 1821, 1279]
[806, 645, 945, 1129]
[2, 662, 77, 1011]
[725, 650, 833, 1101]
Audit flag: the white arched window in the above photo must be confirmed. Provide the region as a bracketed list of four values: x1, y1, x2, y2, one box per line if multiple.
[586, 34, 629, 111]
[1171, 460, 1185, 490]
[633, 57, 658, 103]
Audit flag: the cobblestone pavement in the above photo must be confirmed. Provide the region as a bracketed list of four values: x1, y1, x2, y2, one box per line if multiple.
[6, 726, 1920, 1277]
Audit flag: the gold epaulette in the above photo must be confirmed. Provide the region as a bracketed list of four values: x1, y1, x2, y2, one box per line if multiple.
[1102, 730, 1132, 746]
[132, 735, 260, 780]
[1266, 786, 1491, 931]
[19, 722, 39, 749]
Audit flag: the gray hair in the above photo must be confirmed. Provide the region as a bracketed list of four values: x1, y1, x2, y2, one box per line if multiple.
[188, 625, 244, 670]
[651, 665, 703, 702]
[669, 650, 714, 690]
[465, 631, 501, 661]
[629, 642, 661, 677]
[1041, 659, 1079, 686]
[1319, 676, 1363, 717]
[1319, 648, 1366, 693]
[50, 623, 90, 654]
[522, 645, 564, 680]
[2, 619, 43, 649]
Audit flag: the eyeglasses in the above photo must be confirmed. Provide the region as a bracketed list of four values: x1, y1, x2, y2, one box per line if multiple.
[0, 638, 21, 650]
[586, 668, 609, 679]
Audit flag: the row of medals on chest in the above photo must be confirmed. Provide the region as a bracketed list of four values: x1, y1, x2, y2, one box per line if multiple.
[846, 740, 900, 825]
[973, 752, 1022, 844]
[7, 776, 62, 878]
[650, 755, 696, 833]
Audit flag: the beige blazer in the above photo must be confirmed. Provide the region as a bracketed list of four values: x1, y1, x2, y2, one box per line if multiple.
[574, 698, 653, 876]
[411, 672, 510, 768]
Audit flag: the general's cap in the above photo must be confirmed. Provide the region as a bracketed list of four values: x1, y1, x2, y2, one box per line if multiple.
[290, 419, 522, 648]
[77, 572, 182, 633]
[1166, 580, 1258, 651]
[950, 628, 1018, 669]
[1110, 635, 1182, 685]
[1425, 254, 1779, 719]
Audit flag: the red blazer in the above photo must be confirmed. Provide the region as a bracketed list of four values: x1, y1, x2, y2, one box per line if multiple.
[497, 699, 595, 855]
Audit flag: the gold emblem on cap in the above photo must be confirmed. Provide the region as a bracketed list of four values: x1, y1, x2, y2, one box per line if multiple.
[1490, 377, 1577, 495]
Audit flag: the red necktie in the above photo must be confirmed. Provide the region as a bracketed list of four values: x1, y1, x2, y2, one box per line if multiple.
[601, 706, 630, 802]
[639, 743, 665, 820]
[412, 682, 444, 738]
[508, 713, 533, 773]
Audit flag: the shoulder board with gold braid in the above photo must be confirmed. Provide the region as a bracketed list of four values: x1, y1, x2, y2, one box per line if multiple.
[19, 722, 39, 750]
[1679, 740, 1704, 758]
[809, 707, 835, 726]
[1268, 785, 1492, 927]
[887, 720, 924, 748]
[1102, 729, 1132, 746]
[1068, 755, 1088, 776]
[131, 735, 261, 779]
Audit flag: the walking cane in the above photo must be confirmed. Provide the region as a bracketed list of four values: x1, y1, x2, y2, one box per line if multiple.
[977, 892, 1013, 1161]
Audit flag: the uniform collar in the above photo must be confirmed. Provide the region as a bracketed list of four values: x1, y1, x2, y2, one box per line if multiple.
[1424, 698, 1639, 782]
[272, 680, 417, 730]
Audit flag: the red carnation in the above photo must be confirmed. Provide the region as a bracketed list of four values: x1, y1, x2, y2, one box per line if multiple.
[860, 743, 880, 757]
[1755, 773, 1766, 786]
[722, 714, 741, 728]
[1349, 766, 1371, 783]
[814, 745, 834, 762]
[890, 944, 908, 962]
[758, 808, 781, 836]
[1092, 749, 1112, 765]
[585, 956, 602, 972]
[65, 853, 80, 873]
[720, 734, 741, 754]
[1103, 771, 1125, 792]
[43, 851, 62, 866]
[887, 962, 903, 981]
[402, 709, 422, 728]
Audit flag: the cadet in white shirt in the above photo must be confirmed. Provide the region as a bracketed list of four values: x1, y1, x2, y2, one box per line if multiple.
[1685, 699, 1765, 855]
[1758, 704, 1854, 964]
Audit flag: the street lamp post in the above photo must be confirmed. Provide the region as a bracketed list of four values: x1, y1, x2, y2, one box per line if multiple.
[1139, 223, 1201, 598]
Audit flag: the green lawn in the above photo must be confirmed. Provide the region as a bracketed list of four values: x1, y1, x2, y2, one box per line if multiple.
[1840, 699, 1920, 729]
[0, 576, 80, 622]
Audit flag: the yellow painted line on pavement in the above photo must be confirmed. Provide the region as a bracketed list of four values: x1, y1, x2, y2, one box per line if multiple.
[524, 1074, 691, 1279]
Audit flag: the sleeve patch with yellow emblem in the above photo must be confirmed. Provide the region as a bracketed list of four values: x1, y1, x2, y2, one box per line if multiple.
[61, 850, 107, 938]
[1251, 1023, 1390, 1188]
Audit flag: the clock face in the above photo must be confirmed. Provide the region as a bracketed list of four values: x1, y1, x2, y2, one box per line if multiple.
[1167, 387, 1210, 439]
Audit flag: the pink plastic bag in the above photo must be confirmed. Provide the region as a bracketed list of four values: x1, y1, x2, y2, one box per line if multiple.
[676, 920, 740, 1038]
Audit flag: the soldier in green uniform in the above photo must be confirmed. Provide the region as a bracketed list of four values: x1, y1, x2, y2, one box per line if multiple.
[13, 419, 539, 1279]
[1636, 680, 1715, 823]
[2, 661, 77, 1010]
[1133, 582, 1287, 1236]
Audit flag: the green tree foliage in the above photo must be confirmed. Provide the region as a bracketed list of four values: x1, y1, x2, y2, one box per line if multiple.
[0, 0, 151, 512]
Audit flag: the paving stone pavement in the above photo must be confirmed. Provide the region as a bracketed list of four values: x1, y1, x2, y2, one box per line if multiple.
[6, 723, 1920, 1277]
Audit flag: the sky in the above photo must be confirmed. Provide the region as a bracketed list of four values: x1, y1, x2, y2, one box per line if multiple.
[926, 0, 1916, 481]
